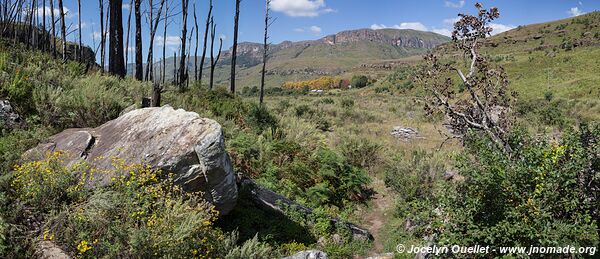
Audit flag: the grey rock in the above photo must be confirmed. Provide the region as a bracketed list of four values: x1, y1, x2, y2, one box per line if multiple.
[283, 250, 328, 259]
[391, 126, 423, 140]
[35, 241, 71, 259]
[366, 253, 394, 259]
[0, 99, 23, 130]
[23, 106, 237, 215]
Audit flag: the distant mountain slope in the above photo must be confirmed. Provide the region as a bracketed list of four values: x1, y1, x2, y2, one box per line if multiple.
[133, 28, 450, 88]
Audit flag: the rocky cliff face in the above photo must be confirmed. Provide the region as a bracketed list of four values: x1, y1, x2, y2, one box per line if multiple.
[221, 28, 449, 62]
[321, 29, 446, 49]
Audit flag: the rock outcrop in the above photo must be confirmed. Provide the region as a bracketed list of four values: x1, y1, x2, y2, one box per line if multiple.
[283, 250, 328, 259]
[0, 99, 23, 130]
[23, 106, 237, 215]
[391, 126, 423, 140]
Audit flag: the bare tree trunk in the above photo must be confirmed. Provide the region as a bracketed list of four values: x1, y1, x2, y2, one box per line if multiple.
[193, 2, 199, 82]
[50, 0, 56, 58]
[99, 0, 105, 70]
[124, 0, 133, 75]
[230, 0, 240, 94]
[177, 0, 189, 90]
[27, 0, 35, 49]
[108, 0, 125, 78]
[260, 0, 271, 105]
[161, 1, 168, 84]
[77, 0, 82, 62]
[209, 18, 214, 89]
[173, 51, 177, 85]
[145, 0, 166, 81]
[209, 18, 222, 90]
[134, 0, 142, 80]
[58, 0, 66, 61]
[186, 27, 193, 89]
[199, 0, 212, 87]
[42, 0, 46, 51]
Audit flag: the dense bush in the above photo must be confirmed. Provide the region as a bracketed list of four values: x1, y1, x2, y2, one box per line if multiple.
[2, 154, 246, 258]
[430, 126, 599, 254]
[350, 75, 369, 88]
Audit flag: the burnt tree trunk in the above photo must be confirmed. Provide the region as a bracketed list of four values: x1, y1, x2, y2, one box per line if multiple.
[230, 0, 240, 94]
[259, 0, 271, 105]
[77, 0, 82, 62]
[50, 0, 56, 57]
[198, 0, 212, 87]
[161, 1, 168, 84]
[124, 0, 133, 74]
[193, 2, 199, 82]
[134, 0, 143, 80]
[108, 0, 125, 78]
[144, 0, 165, 82]
[99, 0, 105, 70]
[58, 0, 66, 61]
[177, 0, 190, 90]
[209, 18, 222, 90]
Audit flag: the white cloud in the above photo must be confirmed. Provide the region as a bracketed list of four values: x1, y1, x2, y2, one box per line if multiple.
[29, 6, 73, 19]
[155, 36, 181, 47]
[489, 23, 516, 35]
[568, 7, 585, 17]
[432, 28, 452, 37]
[370, 24, 387, 30]
[370, 19, 513, 37]
[370, 22, 428, 31]
[219, 34, 227, 40]
[123, 4, 131, 11]
[444, 0, 465, 8]
[443, 17, 460, 25]
[271, 0, 334, 17]
[309, 25, 322, 34]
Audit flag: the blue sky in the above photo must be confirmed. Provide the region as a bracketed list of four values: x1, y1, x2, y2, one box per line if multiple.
[33, 0, 599, 63]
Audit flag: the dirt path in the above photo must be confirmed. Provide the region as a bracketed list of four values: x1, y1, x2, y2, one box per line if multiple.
[364, 177, 395, 256]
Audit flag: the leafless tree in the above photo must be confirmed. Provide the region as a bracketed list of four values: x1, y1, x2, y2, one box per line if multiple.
[124, 0, 133, 74]
[27, 0, 35, 49]
[77, 0, 82, 62]
[178, 0, 190, 89]
[144, 0, 166, 81]
[50, 0, 56, 57]
[42, 0, 46, 50]
[99, 0, 106, 70]
[417, 3, 516, 154]
[230, 0, 241, 94]
[198, 0, 212, 87]
[193, 1, 199, 82]
[134, 0, 142, 80]
[260, 0, 274, 105]
[108, 0, 125, 78]
[58, 0, 66, 61]
[161, 0, 170, 84]
[209, 17, 222, 89]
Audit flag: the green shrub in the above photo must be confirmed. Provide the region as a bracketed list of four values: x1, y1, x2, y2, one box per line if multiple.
[339, 137, 381, 170]
[350, 75, 369, 88]
[432, 126, 599, 254]
[340, 99, 354, 108]
[224, 234, 275, 259]
[246, 104, 279, 133]
[384, 150, 445, 203]
[295, 104, 314, 117]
